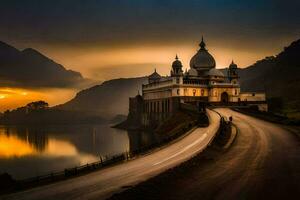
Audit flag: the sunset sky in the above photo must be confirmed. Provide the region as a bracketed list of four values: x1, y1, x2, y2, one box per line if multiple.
[0, 0, 299, 111]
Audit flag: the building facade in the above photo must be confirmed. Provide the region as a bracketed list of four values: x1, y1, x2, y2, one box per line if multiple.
[129, 37, 267, 126]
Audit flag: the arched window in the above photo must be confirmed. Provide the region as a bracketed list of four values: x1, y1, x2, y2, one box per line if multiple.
[193, 89, 196, 96]
[201, 89, 204, 96]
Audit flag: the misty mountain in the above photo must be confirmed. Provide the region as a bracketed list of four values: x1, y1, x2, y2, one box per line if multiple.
[0, 41, 91, 88]
[56, 77, 147, 118]
[58, 38, 300, 118]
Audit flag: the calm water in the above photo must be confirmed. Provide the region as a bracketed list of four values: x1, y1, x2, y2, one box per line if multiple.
[0, 124, 162, 180]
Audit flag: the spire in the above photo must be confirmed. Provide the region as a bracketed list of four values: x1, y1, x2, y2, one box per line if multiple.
[154, 68, 156, 73]
[199, 35, 206, 50]
[231, 59, 234, 64]
[175, 54, 178, 60]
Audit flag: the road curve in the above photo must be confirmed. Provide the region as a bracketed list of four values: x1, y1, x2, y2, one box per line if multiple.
[1, 110, 220, 200]
[124, 108, 300, 200]
[213, 108, 300, 199]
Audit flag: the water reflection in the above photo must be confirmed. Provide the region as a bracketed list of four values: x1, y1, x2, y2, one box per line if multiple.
[0, 125, 130, 179]
[0, 134, 36, 157]
[0, 125, 165, 179]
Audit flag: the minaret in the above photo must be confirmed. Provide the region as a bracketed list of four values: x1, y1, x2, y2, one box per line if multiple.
[228, 60, 239, 84]
[171, 54, 183, 76]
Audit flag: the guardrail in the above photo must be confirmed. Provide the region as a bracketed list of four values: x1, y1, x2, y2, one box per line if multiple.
[207, 108, 232, 144]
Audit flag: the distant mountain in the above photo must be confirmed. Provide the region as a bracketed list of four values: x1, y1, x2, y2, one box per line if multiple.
[58, 39, 300, 118]
[0, 41, 92, 88]
[56, 77, 147, 118]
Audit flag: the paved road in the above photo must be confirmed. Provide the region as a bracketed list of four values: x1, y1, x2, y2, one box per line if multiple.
[213, 108, 300, 199]
[120, 108, 300, 199]
[1, 110, 220, 200]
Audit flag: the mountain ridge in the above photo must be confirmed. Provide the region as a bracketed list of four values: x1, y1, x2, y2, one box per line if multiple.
[0, 41, 91, 88]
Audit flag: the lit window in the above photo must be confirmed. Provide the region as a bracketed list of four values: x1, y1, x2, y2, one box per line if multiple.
[184, 88, 187, 96]
[201, 89, 204, 96]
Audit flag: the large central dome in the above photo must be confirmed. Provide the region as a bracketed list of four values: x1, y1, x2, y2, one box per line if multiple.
[190, 37, 216, 72]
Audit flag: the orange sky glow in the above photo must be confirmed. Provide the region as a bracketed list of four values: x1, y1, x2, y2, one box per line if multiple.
[0, 37, 295, 112]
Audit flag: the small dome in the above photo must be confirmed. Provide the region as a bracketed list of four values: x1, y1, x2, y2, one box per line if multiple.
[172, 55, 183, 69]
[190, 37, 216, 70]
[188, 68, 198, 76]
[148, 69, 161, 83]
[149, 69, 161, 79]
[205, 68, 225, 77]
[229, 60, 238, 69]
[135, 93, 143, 100]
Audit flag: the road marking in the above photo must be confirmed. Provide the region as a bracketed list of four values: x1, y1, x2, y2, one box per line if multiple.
[152, 132, 208, 166]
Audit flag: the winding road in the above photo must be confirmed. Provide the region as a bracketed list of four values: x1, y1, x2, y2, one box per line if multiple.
[115, 108, 300, 199]
[1, 110, 220, 200]
[210, 108, 300, 199]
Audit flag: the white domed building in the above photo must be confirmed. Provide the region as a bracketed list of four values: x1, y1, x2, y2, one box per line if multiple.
[130, 37, 267, 125]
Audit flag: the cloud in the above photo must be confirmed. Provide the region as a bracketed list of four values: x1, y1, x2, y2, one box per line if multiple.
[0, 0, 299, 47]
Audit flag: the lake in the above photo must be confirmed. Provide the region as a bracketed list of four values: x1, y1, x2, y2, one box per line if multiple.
[0, 124, 162, 180]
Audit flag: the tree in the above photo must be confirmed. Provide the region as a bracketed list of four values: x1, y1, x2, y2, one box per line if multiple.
[26, 101, 49, 111]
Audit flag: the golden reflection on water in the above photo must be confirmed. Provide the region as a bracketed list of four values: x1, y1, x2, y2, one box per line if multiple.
[0, 134, 36, 158]
[45, 139, 77, 157]
[0, 130, 90, 160]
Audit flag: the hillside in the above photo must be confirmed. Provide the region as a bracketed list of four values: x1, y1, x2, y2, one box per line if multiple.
[56, 77, 147, 118]
[239, 39, 300, 117]
[0, 41, 91, 88]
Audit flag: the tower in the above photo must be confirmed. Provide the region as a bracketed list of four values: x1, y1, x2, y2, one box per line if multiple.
[171, 55, 183, 76]
[228, 60, 239, 84]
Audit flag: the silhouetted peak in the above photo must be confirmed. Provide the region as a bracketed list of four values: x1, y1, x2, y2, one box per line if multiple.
[22, 48, 49, 60]
[0, 41, 20, 54]
[276, 38, 300, 65]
